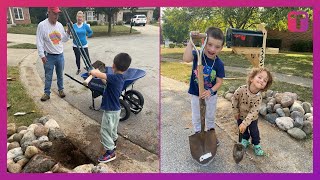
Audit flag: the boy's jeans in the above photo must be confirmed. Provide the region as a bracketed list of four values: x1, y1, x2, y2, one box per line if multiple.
[43, 53, 64, 95]
[191, 94, 218, 132]
[101, 110, 121, 150]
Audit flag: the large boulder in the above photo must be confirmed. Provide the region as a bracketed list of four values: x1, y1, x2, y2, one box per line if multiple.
[275, 117, 294, 131]
[287, 128, 307, 140]
[22, 154, 56, 173]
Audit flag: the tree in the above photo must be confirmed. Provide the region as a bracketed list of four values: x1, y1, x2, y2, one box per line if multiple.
[153, 7, 160, 21]
[94, 8, 122, 35]
[29, 8, 47, 24]
[162, 8, 192, 43]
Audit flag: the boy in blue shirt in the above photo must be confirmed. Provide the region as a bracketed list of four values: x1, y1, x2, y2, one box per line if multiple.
[183, 27, 225, 144]
[90, 53, 132, 163]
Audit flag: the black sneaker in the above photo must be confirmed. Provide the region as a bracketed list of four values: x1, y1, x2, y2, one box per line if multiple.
[76, 69, 81, 75]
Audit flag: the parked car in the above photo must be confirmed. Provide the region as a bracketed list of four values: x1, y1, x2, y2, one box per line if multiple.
[130, 15, 147, 26]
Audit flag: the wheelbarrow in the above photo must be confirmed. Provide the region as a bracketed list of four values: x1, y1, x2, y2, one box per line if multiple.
[65, 66, 146, 121]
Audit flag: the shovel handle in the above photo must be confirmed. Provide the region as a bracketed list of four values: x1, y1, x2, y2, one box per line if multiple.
[83, 75, 93, 86]
[239, 132, 243, 143]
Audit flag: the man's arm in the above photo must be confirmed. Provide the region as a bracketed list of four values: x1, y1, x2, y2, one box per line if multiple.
[36, 23, 47, 63]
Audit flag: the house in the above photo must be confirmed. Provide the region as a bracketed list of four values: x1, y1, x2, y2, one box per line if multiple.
[84, 7, 155, 25]
[7, 7, 31, 26]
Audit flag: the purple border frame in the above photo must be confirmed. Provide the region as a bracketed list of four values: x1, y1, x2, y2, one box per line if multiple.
[1, 0, 318, 179]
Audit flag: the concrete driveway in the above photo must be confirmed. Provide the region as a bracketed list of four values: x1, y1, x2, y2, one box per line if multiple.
[34, 24, 159, 154]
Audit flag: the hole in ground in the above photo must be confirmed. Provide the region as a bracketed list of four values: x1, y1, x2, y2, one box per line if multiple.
[44, 138, 94, 169]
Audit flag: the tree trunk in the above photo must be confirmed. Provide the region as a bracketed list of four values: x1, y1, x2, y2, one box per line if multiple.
[107, 14, 112, 36]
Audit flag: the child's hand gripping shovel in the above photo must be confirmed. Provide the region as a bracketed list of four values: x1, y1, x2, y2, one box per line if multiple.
[233, 131, 245, 164]
[188, 31, 218, 165]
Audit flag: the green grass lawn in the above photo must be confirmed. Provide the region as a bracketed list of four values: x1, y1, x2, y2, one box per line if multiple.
[160, 61, 312, 103]
[7, 66, 43, 126]
[161, 47, 313, 78]
[7, 24, 139, 37]
[8, 43, 37, 49]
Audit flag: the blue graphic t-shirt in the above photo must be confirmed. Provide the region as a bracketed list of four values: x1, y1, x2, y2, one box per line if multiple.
[100, 73, 124, 111]
[188, 50, 225, 96]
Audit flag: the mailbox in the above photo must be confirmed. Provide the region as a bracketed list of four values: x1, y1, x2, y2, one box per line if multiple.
[226, 28, 263, 48]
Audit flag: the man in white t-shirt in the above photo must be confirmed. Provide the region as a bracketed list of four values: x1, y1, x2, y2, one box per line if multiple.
[36, 7, 70, 101]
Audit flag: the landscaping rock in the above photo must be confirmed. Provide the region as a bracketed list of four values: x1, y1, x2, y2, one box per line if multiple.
[273, 104, 282, 112]
[22, 154, 56, 173]
[45, 119, 60, 130]
[27, 124, 38, 132]
[92, 163, 114, 173]
[259, 106, 267, 116]
[302, 121, 313, 135]
[17, 158, 30, 167]
[13, 133, 23, 143]
[36, 116, 50, 125]
[7, 134, 15, 143]
[306, 116, 313, 122]
[13, 155, 25, 163]
[276, 108, 285, 117]
[7, 147, 23, 160]
[291, 111, 304, 128]
[267, 102, 274, 113]
[304, 113, 312, 121]
[302, 102, 312, 114]
[287, 128, 306, 140]
[34, 125, 49, 137]
[73, 164, 95, 173]
[7, 123, 16, 137]
[265, 113, 279, 124]
[39, 141, 53, 151]
[20, 131, 37, 152]
[8, 142, 20, 151]
[228, 86, 236, 93]
[24, 146, 39, 159]
[266, 90, 274, 98]
[38, 136, 49, 143]
[225, 93, 233, 101]
[275, 117, 294, 131]
[290, 102, 305, 115]
[48, 128, 65, 140]
[17, 126, 28, 133]
[51, 163, 72, 173]
[281, 95, 294, 108]
[283, 108, 290, 117]
[19, 130, 28, 136]
[7, 163, 22, 173]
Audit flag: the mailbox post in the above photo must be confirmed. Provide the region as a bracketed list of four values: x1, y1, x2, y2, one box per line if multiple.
[226, 24, 268, 68]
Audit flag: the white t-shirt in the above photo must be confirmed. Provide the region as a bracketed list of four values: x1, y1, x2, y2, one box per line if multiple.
[36, 18, 70, 58]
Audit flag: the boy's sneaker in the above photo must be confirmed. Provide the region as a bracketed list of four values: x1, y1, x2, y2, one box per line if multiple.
[98, 149, 116, 163]
[241, 139, 250, 148]
[40, 94, 50, 101]
[208, 128, 220, 146]
[254, 144, 264, 156]
[59, 90, 66, 98]
[76, 69, 81, 75]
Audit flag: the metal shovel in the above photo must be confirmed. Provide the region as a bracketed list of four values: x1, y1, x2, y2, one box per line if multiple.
[233, 132, 245, 164]
[188, 32, 217, 165]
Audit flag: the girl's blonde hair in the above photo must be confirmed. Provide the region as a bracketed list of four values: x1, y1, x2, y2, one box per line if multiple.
[247, 67, 273, 92]
[77, 11, 85, 18]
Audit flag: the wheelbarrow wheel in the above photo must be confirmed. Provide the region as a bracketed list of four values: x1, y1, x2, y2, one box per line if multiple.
[124, 90, 144, 114]
[120, 99, 130, 121]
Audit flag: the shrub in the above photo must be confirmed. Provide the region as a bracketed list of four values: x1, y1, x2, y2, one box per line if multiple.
[290, 40, 313, 52]
[267, 38, 282, 48]
[87, 21, 98, 26]
[176, 43, 184, 48]
[169, 43, 176, 48]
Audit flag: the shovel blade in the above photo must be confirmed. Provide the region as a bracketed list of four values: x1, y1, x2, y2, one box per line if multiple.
[233, 143, 245, 164]
[189, 130, 217, 165]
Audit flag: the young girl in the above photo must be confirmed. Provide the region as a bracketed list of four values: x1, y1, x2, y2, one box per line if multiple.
[231, 67, 273, 156]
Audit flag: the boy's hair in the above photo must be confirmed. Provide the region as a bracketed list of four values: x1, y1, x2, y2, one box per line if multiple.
[114, 53, 132, 71]
[247, 67, 273, 92]
[206, 27, 225, 45]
